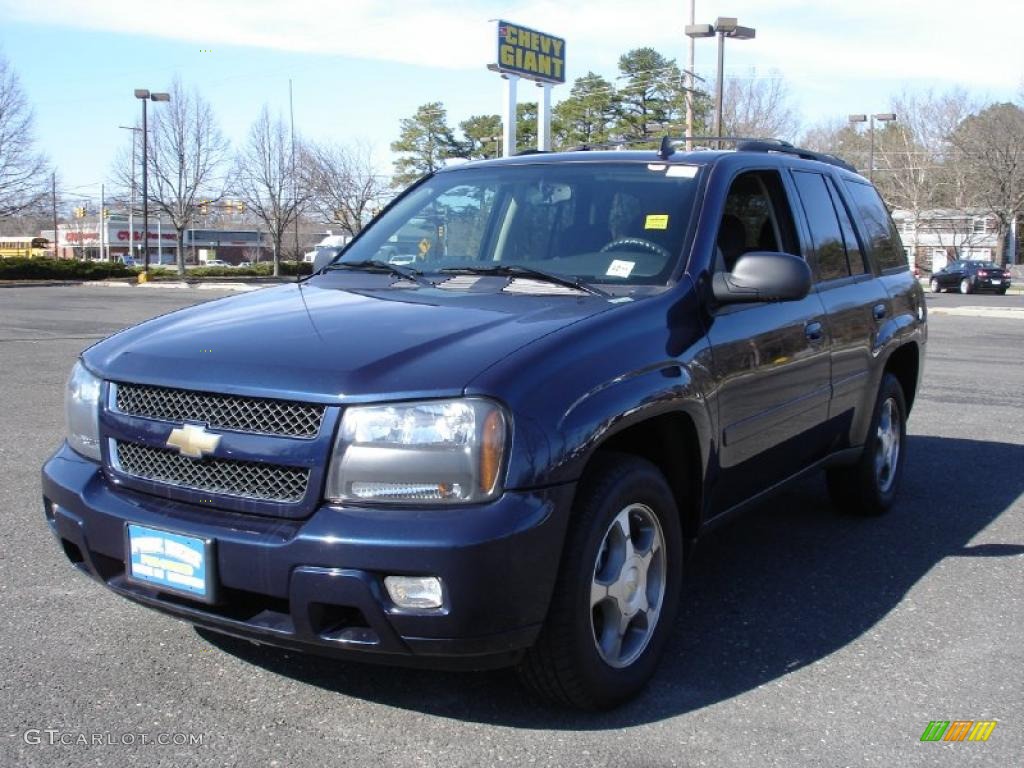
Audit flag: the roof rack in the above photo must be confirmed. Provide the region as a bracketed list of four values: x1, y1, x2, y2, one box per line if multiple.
[657, 135, 857, 173]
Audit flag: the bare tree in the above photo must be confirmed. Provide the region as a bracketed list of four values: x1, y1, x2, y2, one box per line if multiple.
[233, 106, 310, 276]
[0, 54, 50, 219]
[112, 78, 229, 274]
[303, 141, 387, 238]
[720, 70, 800, 141]
[949, 102, 1024, 264]
[869, 90, 978, 266]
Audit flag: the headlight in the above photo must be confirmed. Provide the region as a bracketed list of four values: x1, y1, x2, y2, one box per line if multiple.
[325, 398, 508, 504]
[66, 361, 102, 461]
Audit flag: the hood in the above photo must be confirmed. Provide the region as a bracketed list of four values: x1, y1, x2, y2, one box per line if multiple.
[83, 273, 618, 403]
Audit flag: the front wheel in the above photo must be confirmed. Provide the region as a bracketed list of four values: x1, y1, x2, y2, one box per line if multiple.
[517, 453, 683, 709]
[960, 278, 972, 294]
[827, 373, 908, 516]
[929, 278, 941, 293]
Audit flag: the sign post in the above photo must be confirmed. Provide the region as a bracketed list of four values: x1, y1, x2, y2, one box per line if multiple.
[491, 20, 565, 156]
[503, 74, 519, 158]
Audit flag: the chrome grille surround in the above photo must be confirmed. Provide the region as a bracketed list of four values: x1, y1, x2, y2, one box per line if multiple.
[113, 440, 309, 504]
[113, 382, 325, 439]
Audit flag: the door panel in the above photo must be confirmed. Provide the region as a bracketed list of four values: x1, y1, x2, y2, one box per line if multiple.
[707, 294, 832, 511]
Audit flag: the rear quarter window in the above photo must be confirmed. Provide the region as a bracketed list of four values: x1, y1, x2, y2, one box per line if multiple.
[842, 180, 907, 272]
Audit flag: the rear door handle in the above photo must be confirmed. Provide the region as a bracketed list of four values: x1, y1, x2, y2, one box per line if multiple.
[805, 321, 824, 342]
[872, 303, 887, 321]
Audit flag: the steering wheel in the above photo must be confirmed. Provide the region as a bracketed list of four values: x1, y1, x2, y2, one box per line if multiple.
[599, 237, 671, 260]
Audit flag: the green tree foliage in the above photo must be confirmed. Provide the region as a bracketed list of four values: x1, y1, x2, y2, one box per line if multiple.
[516, 102, 538, 153]
[458, 114, 502, 159]
[391, 102, 459, 185]
[615, 48, 687, 146]
[553, 71, 619, 149]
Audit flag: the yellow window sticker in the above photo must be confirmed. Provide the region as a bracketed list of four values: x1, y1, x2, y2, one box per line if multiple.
[645, 214, 669, 230]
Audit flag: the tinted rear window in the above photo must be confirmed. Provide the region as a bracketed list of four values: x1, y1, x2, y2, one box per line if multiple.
[842, 180, 907, 272]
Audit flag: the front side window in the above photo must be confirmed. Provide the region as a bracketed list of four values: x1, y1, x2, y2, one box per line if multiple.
[714, 170, 800, 273]
[339, 163, 703, 286]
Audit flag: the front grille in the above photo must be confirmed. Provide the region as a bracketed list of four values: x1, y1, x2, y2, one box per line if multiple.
[114, 383, 325, 439]
[114, 441, 309, 503]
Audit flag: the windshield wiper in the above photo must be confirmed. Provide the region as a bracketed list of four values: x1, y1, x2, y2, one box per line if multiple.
[440, 265, 607, 296]
[327, 260, 433, 287]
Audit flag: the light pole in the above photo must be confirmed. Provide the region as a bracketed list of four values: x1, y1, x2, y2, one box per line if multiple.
[848, 113, 897, 182]
[134, 89, 170, 277]
[686, 17, 755, 148]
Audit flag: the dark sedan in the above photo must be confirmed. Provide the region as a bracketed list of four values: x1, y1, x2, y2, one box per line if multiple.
[929, 260, 1011, 294]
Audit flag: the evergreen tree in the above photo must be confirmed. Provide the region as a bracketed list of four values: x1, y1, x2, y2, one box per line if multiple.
[516, 103, 538, 153]
[391, 102, 459, 186]
[553, 71, 619, 149]
[615, 48, 687, 146]
[458, 114, 502, 159]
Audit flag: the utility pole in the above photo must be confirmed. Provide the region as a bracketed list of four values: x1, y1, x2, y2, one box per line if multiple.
[119, 125, 141, 262]
[51, 172, 58, 259]
[290, 78, 299, 263]
[686, 0, 695, 150]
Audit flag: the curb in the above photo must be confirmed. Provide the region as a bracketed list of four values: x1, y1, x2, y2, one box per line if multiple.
[929, 306, 1024, 319]
[79, 280, 270, 292]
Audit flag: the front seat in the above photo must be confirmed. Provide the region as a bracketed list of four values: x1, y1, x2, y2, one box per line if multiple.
[716, 214, 747, 272]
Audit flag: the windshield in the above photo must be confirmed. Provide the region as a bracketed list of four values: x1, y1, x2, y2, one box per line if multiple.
[337, 162, 702, 286]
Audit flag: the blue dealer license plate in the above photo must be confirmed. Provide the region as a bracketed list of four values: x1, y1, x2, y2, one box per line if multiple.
[126, 524, 212, 600]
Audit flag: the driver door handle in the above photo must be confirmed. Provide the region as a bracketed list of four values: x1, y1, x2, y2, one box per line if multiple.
[805, 321, 824, 342]
[872, 303, 887, 321]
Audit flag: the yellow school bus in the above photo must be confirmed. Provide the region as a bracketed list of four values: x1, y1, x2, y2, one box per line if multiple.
[0, 237, 50, 258]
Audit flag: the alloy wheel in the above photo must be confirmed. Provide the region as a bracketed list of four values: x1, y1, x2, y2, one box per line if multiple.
[589, 503, 667, 669]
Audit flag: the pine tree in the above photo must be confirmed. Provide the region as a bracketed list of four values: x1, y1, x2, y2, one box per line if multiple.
[458, 114, 502, 159]
[615, 48, 687, 146]
[390, 102, 459, 186]
[553, 71, 619, 149]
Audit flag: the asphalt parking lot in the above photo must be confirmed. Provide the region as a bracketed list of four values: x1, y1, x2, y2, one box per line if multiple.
[1, 284, 1021, 767]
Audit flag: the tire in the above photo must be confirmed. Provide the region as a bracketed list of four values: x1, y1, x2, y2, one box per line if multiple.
[929, 278, 941, 293]
[826, 373, 907, 516]
[960, 278, 972, 294]
[517, 453, 683, 709]
[998, 288, 1008, 295]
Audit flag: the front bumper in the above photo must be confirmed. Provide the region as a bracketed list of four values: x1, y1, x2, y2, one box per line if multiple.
[42, 443, 575, 670]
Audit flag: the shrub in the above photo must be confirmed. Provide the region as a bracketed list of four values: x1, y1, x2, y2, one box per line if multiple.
[0, 257, 133, 280]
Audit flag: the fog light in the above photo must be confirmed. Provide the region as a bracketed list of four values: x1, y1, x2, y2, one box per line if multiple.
[384, 576, 444, 610]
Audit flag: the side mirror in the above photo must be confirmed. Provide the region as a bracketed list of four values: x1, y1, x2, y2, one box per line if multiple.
[312, 247, 341, 273]
[712, 251, 812, 304]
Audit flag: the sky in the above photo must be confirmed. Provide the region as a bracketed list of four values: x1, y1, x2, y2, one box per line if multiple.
[2, 0, 1022, 205]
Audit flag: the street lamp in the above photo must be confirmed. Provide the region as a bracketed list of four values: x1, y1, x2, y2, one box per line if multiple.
[849, 112, 897, 182]
[687, 17, 756, 148]
[134, 89, 170, 276]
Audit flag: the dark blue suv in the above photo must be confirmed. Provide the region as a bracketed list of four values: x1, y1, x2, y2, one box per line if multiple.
[42, 141, 926, 709]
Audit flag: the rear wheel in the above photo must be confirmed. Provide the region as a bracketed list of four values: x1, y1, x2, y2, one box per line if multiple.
[998, 288, 1008, 295]
[827, 373, 907, 516]
[960, 278, 972, 294]
[517, 453, 683, 709]
[929, 278, 941, 293]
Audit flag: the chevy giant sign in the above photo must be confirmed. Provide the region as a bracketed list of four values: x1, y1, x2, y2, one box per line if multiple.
[496, 20, 565, 84]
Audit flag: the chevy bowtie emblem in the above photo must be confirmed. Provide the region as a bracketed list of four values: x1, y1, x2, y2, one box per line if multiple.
[166, 424, 221, 459]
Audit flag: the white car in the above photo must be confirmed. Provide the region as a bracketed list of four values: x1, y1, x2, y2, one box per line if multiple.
[203, 259, 231, 267]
